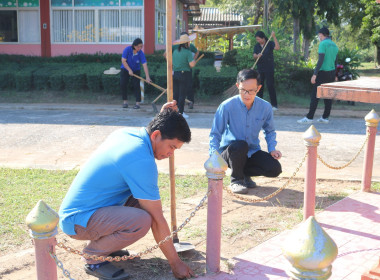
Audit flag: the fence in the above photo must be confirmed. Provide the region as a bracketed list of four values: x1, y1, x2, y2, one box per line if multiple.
[26, 110, 379, 279]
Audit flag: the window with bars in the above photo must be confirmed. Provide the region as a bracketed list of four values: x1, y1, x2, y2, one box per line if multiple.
[51, 2, 143, 43]
[155, 0, 165, 45]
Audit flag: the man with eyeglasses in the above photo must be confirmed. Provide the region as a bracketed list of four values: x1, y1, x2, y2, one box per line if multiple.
[209, 69, 282, 194]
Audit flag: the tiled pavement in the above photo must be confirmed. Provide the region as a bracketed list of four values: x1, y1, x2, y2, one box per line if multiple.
[198, 191, 380, 280]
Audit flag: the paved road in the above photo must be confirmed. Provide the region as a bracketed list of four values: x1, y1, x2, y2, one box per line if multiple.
[0, 103, 379, 181]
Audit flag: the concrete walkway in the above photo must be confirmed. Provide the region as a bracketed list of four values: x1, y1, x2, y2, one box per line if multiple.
[0, 102, 379, 181]
[198, 191, 380, 280]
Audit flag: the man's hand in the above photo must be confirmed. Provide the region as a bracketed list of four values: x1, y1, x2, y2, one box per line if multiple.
[171, 259, 196, 279]
[146, 77, 152, 83]
[128, 69, 133, 76]
[271, 31, 276, 38]
[160, 100, 178, 112]
[270, 150, 282, 160]
[311, 74, 317, 84]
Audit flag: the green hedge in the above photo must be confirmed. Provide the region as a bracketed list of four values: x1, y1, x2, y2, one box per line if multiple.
[0, 63, 19, 89]
[198, 66, 237, 95]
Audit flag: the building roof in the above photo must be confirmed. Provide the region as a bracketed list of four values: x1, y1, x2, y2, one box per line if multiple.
[193, 25, 261, 37]
[192, 7, 243, 28]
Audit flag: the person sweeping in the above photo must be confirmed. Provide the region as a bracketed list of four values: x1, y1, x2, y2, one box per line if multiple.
[253, 31, 280, 111]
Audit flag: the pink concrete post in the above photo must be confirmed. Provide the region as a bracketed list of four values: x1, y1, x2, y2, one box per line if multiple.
[26, 200, 59, 280]
[204, 151, 228, 274]
[362, 109, 379, 192]
[303, 125, 321, 221]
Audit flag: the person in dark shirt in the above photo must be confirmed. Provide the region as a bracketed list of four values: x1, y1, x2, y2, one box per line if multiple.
[253, 31, 280, 111]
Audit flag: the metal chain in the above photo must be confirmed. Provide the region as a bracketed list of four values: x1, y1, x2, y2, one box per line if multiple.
[57, 189, 212, 262]
[317, 132, 370, 170]
[49, 251, 76, 280]
[223, 151, 308, 203]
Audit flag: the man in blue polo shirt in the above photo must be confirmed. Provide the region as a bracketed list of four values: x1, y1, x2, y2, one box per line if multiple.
[209, 69, 282, 194]
[59, 102, 194, 280]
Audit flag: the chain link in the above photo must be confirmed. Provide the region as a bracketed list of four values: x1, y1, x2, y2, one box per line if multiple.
[224, 151, 308, 203]
[57, 189, 212, 262]
[318, 132, 369, 170]
[49, 251, 76, 280]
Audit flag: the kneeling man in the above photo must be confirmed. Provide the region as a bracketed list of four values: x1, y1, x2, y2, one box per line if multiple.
[209, 69, 282, 194]
[59, 102, 195, 280]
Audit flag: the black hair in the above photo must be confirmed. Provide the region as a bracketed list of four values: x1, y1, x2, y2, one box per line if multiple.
[255, 31, 268, 41]
[180, 31, 189, 36]
[318, 27, 330, 37]
[146, 109, 191, 143]
[178, 42, 189, 52]
[132, 38, 143, 49]
[236, 69, 261, 85]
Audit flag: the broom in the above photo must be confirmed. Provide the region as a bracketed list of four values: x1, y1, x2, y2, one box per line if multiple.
[224, 33, 273, 97]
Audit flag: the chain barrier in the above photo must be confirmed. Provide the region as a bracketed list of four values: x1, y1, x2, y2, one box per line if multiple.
[224, 151, 308, 203]
[57, 189, 212, 262]
[317, 132, 369, 170]
[49, 251, 76, 280]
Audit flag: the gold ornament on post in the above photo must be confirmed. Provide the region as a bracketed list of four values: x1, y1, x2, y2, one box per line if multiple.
[282, 216, 338, 280]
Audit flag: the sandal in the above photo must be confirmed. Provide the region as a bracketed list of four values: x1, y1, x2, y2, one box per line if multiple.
[84, 262, 129, 280]
[109, 249, 130, 257]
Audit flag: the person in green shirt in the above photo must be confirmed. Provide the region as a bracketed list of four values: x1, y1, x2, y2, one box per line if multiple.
[298, 27, 338, 124]
[172, 34, 198, 118]
[165, 32, 199, 110]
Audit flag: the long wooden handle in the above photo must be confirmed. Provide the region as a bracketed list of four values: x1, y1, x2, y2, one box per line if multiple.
[252, 33, 273, 69]
[152, 90, 167, 104]
[132, 73, 165, 91]
[195, 53, 204, 64]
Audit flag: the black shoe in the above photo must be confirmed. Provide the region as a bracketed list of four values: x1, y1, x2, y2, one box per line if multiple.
[133, 104, 140, 109]
[188, 101, 194, 109]
[122, 104, 128, 108]
[244, 176, 257, 188]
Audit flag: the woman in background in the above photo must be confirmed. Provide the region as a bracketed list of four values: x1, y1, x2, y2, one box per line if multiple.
[253, 31, 280, 110]
[120, 38, 151, 109]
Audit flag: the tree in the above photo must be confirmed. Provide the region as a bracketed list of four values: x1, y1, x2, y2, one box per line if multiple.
[361, 0, 380, 64]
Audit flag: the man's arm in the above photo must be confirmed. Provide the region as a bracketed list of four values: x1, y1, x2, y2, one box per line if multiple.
[311, 53, 325, 84]
[209, 105, 226, 155]
[138, 199, 195, 279]
[262, 109, 280, 157]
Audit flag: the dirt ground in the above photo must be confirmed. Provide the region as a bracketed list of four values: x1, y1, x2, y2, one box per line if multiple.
[0, 177, 362, 280]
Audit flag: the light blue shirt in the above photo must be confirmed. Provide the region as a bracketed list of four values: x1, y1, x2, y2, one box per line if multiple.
[59, 127, 160, 236]
[209, 95, 277, 157]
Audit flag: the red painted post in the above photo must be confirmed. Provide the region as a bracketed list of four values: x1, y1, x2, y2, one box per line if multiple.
[303, 125, 321, 220]
[362, 109, 379, 192]
[204, 151, 227, 273]
[26, 200, 59, 280]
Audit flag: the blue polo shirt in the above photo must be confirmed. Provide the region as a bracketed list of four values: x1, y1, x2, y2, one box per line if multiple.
[59, 127, 160, 236]
[121, 46, 147, 71]
[209, 95, 277, 157]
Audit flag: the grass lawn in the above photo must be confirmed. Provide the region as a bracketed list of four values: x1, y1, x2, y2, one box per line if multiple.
[0, 168, 229, 253]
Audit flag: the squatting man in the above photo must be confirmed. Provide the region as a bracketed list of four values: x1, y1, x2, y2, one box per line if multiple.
[59, 101, 195, 280]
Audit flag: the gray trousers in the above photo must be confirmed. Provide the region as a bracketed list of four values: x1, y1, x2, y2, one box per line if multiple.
[69, 196, 152, 264]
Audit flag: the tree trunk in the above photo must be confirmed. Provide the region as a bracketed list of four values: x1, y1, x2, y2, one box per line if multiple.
[376, 44, 380, 67]
[303, 38, 311, 60]
[253, 0, 263, 25]
[293, 17, 300, 55]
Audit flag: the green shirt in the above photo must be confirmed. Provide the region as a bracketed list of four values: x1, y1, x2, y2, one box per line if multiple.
[172, 47, 194, 72]
[172, 43, 198, 54]
[318, 38, 338, 71]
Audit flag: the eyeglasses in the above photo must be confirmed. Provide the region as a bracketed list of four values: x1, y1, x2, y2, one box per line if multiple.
[238, 87, 259, 95]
